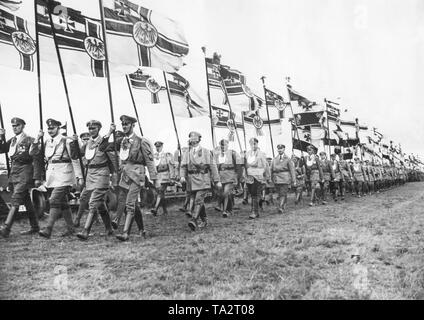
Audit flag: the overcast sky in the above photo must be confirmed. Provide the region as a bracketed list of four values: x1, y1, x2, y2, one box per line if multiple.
[0, 0, 423, 158]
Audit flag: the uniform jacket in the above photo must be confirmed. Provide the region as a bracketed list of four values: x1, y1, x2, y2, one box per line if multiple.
[154, 150, 175, 184]
[213, 149, 243, 184]
[351, 163, 367, 182]
[331, 159, 345, 182]
[270, 154, 296, 185]
[0, 132, 41, 184]
[39, 135, 83, 188]
[320, 159, 335, 182]
[180, 145, 220, 191]
[71, 135, 111, 190]
[111, 134, 157, 187]
[244, 149, 270, 184]
[304, 155, 324, 181]
[295, 165, 306, 186]
[339, 159, 353, 180]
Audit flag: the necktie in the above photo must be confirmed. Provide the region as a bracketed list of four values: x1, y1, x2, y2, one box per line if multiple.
[11, 137, 17, 147]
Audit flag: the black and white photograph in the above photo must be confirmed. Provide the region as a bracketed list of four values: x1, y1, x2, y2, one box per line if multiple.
[0, 0, 423, 302]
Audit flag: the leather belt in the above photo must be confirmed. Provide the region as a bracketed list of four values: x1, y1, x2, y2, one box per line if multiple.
[50, 159, 71, 164]
[188, 169, 209, 174]
[122, 161, 144, 165]
[88, 162, 109, 169]
[157, 167, 169, 173]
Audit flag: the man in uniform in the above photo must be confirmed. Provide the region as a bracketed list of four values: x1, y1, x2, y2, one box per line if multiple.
[270, 144, 296, 213]
[180, 131, 221, 230]
[151, 141, 175, 216]
[318, 151, 335, 204]
[109, 115, 158, 241]
[0, 118, 41, 237]
[214, 139, 242, 217]
[37, 119, 83, 238]
[72, 120, 114, 240]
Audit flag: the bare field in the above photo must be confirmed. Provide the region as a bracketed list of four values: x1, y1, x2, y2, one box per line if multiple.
[1, 182, 424, 300]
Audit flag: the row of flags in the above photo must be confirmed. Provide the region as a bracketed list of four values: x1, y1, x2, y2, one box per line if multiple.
[0, 0, 421, 169]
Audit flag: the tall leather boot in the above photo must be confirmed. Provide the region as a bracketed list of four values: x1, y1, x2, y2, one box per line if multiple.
[222, 195, 229, 218]
[161, 197, 168, 215]
[249, 197, 259, 219]
[134, 205, 146, 238]
[76, 210, 96, 241]
[60, 207, 75, 237]
[21, 196, 40, 235]
[198, 205, 207, 229]
[98, 204, 113, 236]
[0, 206, 18, 238]
[151, 195, 161, 216]
[188, 204, 201, 231]
[116, 212, 134, 241]
[111, 199, 126, 230]
[73, 200, 88, 228]
[39, 207, 61, 239]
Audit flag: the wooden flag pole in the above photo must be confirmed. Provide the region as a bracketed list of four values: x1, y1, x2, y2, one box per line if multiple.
[285, 78, 303, 157]
[241, 111, 247, 151]
[163, 71, 182, 165]
[46, 1, 85, 182]
[324, 98, 332, 157]
[34, 0, 46, 180]
[0, 101, 11, 177]
[98, 0, 119, 175]
[260, 76, 275, 158]
[201, 47, 216, 150]
[125, 74, 144, 136]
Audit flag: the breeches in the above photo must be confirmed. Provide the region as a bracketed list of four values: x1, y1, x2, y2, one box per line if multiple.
[88, 188, 109, 211]
[246, 179, 264, 198]
[48, 186, 71, 210]
[10, 181, 32, 207]
[118, 183, 141, 215]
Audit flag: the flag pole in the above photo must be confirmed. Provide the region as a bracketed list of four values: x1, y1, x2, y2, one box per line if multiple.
[201, 47, 216, 149]
[163, 71, 182, 164]
[285, 78, 303, 157]
[98, 0, 120, 176]
[324, 98, 332, 157]
[34, 0, 45, 180]
[0, 101, 11, 177]
[125, 74, 143, 136]
[220, 76, 243, 153]
[46, 1, 85, 182]
[241, 112, 247, 151]
[260, 76, 275, 158]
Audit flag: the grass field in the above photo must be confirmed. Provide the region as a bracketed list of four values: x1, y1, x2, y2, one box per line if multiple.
[1, 182, 424, 300]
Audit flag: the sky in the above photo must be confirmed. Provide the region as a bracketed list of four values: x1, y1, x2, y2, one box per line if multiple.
[0, 0, 423, 159]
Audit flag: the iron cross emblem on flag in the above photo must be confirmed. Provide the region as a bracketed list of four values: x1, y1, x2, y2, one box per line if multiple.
[115, 0, 131, 17]
[58, 11, 76, 33]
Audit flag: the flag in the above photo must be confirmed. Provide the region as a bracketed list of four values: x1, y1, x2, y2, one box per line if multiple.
[287, 84, 316, 111]
[102, 0, 189, 73]
[167, 72, 208, 118]
[36, 0, 107, 77]
[265, 88, 287, 118]
[128, 67, 166, 104]
[0, 0, 21, 12]
[0, 6, 36, 72]
[292, 125, 317, 153]
[293, 111, 324, 126]
[220, 65, 260, 114]
[212, 105, 243, 144]
[206, 55, 227, 107]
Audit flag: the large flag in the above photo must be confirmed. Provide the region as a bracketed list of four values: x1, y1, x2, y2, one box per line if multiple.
[167, 72, 208, 118]
[292, 125, 318, 153]
[102, 0, 189, 73]
[287, 84, 317, 111]
[293, 111, 324, 126]
[0, 5, 36, 72]
[212, 105, 244, 151]
[128, 67, 166, 104]
[36, 0, 107, 77]
[206, 55, 227, 107]
[265, 88, 287, 118]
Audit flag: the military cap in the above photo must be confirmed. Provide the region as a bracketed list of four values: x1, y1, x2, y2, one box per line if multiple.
[319, 151, 327, 156]
[249, 137, 258, 144]
[11, 117, 25, 126]
[219, 139, 229, 146]
[189, 131, 202, 138]
[86, 120, 102, 128]
[330, 153, 337, 157]
[79, 132, 90, 139]
[120, 115, 137, 124]
[46, 118, 61, 128]
[154, 141, 164, 147]
[277, 144, 285, 149]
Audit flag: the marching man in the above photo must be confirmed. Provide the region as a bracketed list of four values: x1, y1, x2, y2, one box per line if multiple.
[37, 119, 83, 238]
[72, 120, 114, 241]
[151, 141, 175, 216]
[270, 144, 296, 214]
[214, 139, 242, 218]
[180, 131, 221, 231]
[109, 115, 158, 241]
[0, 118, 41, 238]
